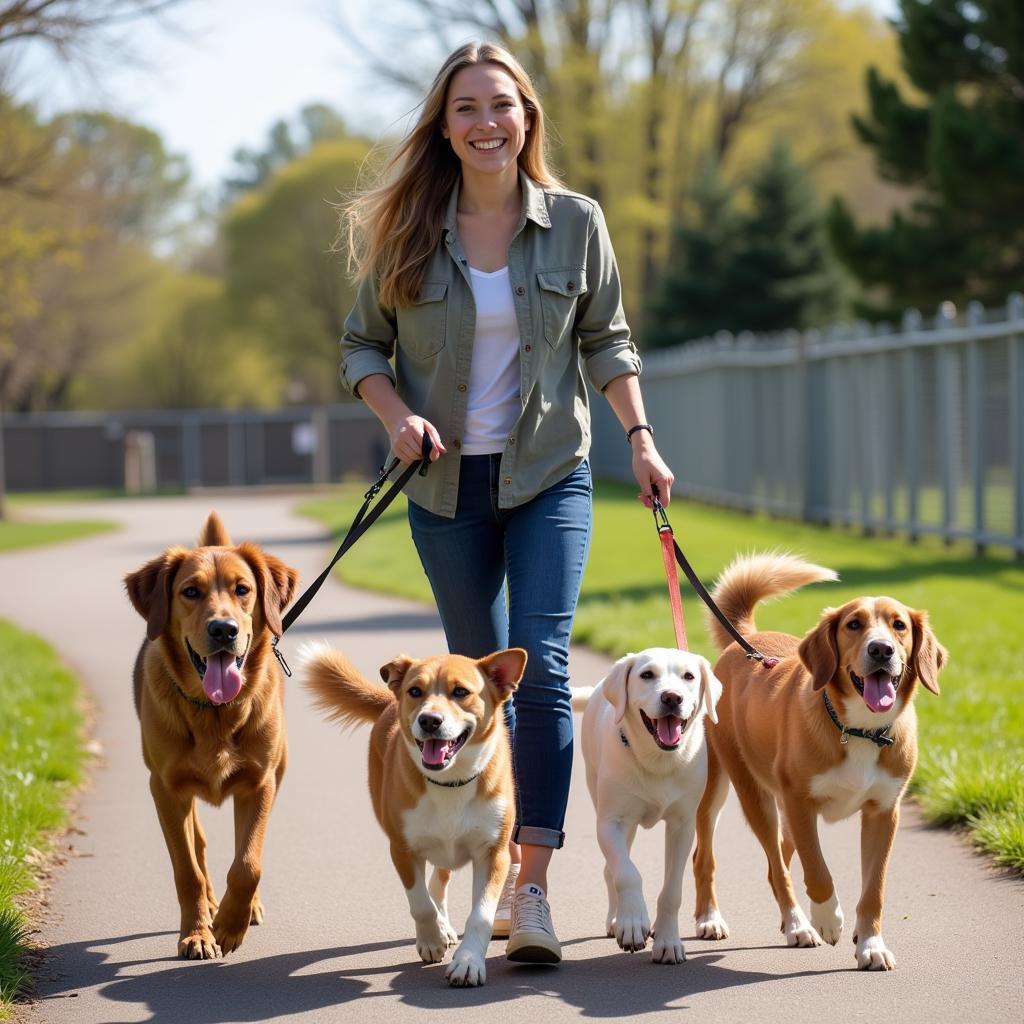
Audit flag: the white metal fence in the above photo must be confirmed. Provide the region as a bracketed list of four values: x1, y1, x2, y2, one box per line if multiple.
[591, 294, 1024, 556]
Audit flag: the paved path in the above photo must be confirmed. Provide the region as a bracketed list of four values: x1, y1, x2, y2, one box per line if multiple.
[3, 493, 1021, 1024]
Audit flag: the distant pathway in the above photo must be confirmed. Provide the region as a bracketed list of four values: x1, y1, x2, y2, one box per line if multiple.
[4, 493, 1021, 1023]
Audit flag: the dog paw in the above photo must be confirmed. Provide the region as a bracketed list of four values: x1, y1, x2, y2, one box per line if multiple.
[440, 917, 459, 947]
[695, 909, 730, 940]
[178, 928, 221, 960]
[249, 893, 265, 926]
[212, 902, 251, 955]
[613, 903, 651, 953]
[446, 946, 486, 987]
[415, 919, 449, 964]
[651, 928, 685, 965]
[809, 893, 843, 945]
[781, 907, 822, 948]
[856, 934, 896, 971]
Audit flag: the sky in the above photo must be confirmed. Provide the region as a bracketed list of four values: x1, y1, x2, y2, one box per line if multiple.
[12, 0, 898, 196]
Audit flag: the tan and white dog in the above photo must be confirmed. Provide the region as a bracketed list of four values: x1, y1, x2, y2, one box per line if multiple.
[573, 648, 722, 964]
[301, 644, 525, 987]
[693, 553, 946, 970]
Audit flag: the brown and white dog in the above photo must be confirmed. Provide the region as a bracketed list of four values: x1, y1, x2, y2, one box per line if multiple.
[693, 552, 946, 970]
[301, 644, 525, 987]
[125, 512, 299, 959]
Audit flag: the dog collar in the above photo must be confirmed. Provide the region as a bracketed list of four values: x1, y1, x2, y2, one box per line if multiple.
[822, 690, 894, 747]
[424, 772, 480, 788]
[172, 682, 231, 710]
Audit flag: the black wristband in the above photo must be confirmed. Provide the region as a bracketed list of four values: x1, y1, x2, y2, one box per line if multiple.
[626, 423, 654, 446]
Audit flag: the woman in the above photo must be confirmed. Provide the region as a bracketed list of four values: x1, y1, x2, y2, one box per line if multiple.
[340, 41, 674, 965]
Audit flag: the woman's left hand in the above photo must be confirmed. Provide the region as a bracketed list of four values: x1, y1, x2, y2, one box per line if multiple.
[630, 434, 675, 508]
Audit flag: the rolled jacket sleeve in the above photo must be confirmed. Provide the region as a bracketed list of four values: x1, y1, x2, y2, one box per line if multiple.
[340, 271, 398, 397]
[576, 201, 642, 392]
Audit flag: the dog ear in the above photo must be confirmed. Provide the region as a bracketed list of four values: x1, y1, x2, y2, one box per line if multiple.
[601, 653, 636, 724]
[124, 547, 187, 642]
[909, 609, 946, 695]
[380, 655, 415, 694]
[478, 647, 527, 702]
[697, 656, 723, 725]
[199, 511, 231, 547]
[798, 610, 840, 690]
[239, 545, 300, 638]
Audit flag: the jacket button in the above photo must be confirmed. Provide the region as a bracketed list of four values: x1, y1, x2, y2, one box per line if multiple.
[508, 437, 516, 445]
[515, 285, 525, 296]
[503, 477, 512, 486]
[567, 281, 575, 291]
[453, 439, 461, 449]
[524, 344, 532, 353]
[458, 383, 467, 392]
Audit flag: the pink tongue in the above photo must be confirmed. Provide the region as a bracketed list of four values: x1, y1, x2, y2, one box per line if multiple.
[422, 739, 453, 767]
[656, 715, 683, 746]
[863, 672, 896, 713]
[203, 652, 243, 704]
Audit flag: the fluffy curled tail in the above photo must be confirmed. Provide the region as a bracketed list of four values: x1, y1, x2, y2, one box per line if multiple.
[707, 552, 838, 653]
[298, 641, 394, 729]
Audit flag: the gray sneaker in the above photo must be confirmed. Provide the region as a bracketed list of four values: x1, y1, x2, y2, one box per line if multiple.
[506, 883, 561, 963]
[491, 864, 520, 939]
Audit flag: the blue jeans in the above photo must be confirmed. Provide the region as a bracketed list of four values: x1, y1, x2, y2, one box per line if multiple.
[407, 455, 593, 849]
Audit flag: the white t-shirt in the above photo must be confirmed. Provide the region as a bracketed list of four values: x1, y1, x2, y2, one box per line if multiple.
[463, 266, 522, 455]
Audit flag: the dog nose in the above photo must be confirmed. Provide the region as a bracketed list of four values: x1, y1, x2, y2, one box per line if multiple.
[418, 712, 444, 734]
[661, 691, 683, 710]
[207, 619, 239, 644]
[868, 639, 894, 662]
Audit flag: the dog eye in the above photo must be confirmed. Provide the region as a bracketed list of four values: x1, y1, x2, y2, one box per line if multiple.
[407, 686, 422, 698]
[639, 670, 655, 679]
[182, 586, 199, 599]
[846, 620, 862, 630]
[683, 671, 695, 681]
[235, 583, 251, 596]
[452, 686, 470, 698]
[893, 619, 907, 631]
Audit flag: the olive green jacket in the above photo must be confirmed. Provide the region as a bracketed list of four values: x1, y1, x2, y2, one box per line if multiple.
[340, 171, 641, 518]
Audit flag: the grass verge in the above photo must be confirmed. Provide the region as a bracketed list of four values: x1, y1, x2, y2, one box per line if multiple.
[298, 481, 1024, 873]
[0, 621, 86, 1017]
[0, 518, 115, 553]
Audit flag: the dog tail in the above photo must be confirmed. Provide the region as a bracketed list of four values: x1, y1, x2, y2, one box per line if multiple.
[570, 686, 595, 711]
[707, 552, 838, 653]
[298, 641, 394, 728]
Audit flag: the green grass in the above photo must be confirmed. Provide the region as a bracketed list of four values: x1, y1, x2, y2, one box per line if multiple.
[0, 621, 87, 1016]
[299, 480, 1024, 872]
[0, 518, 115, 553]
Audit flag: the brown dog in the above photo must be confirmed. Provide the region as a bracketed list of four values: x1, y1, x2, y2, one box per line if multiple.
[693, 553, 946, 970]
[125, 512, 298, 959]
[301, 644, 525, 987]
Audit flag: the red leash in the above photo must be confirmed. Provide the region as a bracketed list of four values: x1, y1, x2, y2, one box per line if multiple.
[650, 492, 778, 669]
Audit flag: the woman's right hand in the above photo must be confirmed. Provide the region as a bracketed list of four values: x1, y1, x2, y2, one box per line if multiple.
[391, 415, 446, 464]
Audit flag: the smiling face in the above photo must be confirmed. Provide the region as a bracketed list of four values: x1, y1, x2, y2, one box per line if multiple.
[799, 596, 946, 716]
[382, 649, 525, 775]
[602, 648, 721, 752]
[441, 63, 531, 181]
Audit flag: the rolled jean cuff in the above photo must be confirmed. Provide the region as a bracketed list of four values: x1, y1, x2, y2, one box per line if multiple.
[513, 824, 564, 849]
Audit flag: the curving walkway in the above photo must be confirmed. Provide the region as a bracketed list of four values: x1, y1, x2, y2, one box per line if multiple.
[4, 493, 1021, 1023]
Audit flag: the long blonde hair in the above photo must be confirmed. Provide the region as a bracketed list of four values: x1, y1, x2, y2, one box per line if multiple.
[344, 42, 562, 309]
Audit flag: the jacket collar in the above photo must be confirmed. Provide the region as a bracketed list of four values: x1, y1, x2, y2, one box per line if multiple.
[443, 168, 551, 233]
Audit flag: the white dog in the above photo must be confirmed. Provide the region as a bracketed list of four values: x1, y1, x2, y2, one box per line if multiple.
[573, 648, 722, 964]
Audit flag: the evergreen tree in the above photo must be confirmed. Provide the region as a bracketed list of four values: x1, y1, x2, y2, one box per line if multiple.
[827, 0, 1024, 316]
[647, 143, 845, 348]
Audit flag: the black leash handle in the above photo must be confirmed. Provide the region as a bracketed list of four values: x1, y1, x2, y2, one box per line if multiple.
[650, 491, 777, 669]
[271, 434, 434, 676]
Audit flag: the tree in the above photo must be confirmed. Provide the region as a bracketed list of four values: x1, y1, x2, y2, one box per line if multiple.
[221, 138, 370, 405]
[648, 141, 845, 346]
[827, 0, 1024, 316]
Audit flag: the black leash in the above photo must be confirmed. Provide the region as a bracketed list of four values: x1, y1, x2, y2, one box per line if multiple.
[650, 491, 778, 669]
[271, 435, 433, 677]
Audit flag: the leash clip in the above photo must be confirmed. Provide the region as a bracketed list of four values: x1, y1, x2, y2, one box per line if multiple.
[271, 637, 292, 678]
[840, 727, 850, 745]
[651, 493, 671, 534]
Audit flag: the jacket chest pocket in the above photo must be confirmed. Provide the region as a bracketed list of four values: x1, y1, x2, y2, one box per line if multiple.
[537, 269, 587, 348]
[396, 282, 448, 360]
